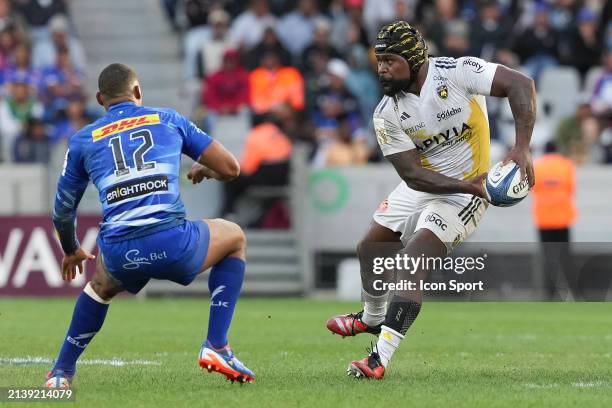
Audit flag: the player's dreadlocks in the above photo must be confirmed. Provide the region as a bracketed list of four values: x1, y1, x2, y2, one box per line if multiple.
[374, 21, 428, 80]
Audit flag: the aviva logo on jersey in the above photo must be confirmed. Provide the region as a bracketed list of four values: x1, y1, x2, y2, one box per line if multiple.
[92, 114, 160, 141]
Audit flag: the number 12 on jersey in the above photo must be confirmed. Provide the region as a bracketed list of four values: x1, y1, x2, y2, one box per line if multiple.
[108, 129, 156, 177]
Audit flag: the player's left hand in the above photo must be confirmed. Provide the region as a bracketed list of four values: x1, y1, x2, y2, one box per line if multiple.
[503, 145, 535, 188]
[62, 248, 95, 282]
[187, 162, 213, 184]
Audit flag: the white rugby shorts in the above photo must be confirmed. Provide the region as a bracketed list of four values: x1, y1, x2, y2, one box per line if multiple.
[373, 181, 488, 252]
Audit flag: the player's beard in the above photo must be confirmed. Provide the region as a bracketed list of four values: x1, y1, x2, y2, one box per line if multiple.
[379, 76, 413, 96]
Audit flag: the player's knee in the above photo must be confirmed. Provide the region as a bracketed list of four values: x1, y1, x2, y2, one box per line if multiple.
[221, 219, 247, 258]
[89, 279, 116, 301]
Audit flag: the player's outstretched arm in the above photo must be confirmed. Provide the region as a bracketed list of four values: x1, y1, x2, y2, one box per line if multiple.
[386, 149, 487, 199]
[188, 139, 240, 183]
[53, 142, 93, 281]
[490, 65, 537, 187]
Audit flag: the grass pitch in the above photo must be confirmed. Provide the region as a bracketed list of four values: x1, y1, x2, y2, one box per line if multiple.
[0, 298, 611, 408]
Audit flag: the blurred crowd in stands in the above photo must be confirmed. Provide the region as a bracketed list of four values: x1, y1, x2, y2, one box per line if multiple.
[0, 0, 611, 173]
[0, 0, 91, 164]
[164, 0, 611, 170]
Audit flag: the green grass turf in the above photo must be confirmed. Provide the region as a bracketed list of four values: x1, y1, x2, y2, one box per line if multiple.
[0, 299, 611, 408]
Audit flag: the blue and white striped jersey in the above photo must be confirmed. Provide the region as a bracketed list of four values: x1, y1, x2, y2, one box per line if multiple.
[53, 101, 212, 250]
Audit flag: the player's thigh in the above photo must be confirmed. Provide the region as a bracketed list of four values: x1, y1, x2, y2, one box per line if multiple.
[90, 253, 125, 300]
[200, 218, 246, 271]
[371, 181, 421, 250]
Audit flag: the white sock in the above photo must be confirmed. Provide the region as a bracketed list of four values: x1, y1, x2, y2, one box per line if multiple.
[361, 289, 388, 326]
[376, 325, 404, 368]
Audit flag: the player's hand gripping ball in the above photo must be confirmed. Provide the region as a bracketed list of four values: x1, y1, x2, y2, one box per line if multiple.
[485, 161, 529, 207]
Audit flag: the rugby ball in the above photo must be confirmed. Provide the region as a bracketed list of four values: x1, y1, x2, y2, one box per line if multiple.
[485, 161, 529, 207]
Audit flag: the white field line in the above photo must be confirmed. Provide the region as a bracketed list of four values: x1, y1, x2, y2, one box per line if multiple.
[0, 356, 162, 366]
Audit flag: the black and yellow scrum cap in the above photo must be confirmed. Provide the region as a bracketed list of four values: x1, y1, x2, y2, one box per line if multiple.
[375, 21, 428, 76]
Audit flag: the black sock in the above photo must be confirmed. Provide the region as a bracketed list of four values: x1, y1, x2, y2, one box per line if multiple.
[383, 297, 422, 335]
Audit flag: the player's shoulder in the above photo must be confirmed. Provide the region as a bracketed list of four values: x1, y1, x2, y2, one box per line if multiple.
[373, 95, 397, 121]
[433, 55, 493, 76]
[137, 105, 182, 121]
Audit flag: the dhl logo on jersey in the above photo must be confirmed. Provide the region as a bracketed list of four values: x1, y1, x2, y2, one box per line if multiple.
[92, 114, 160, 141]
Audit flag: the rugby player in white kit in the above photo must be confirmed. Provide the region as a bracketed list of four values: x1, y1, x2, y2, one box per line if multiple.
[325, 21, 537, 379]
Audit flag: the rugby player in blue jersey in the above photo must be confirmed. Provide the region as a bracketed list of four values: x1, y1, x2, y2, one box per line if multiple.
[45, 63, 255, 388]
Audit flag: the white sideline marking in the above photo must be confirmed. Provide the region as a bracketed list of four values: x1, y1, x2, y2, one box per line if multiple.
[571, 381, 605, 388]
[0, 356, 162, 366]
[523, 383, 559, 389]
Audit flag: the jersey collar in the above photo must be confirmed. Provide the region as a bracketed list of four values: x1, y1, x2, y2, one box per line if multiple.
[108, 101, 137, 112]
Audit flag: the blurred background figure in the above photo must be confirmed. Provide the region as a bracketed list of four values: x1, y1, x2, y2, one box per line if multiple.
[510, 3, 559, 83]
[276, 0, 324, 60]
[221, 107, 292, 228]
[246, 24, 292, 70]
[195, 7, 234, 79]
[13, 116, 50, 163]
[249, 50, 304, 116]
[229, 0, 276, 51]
[531, 141, 577, 299]
[31, 14, 86, 71]
[0, 77, 44, 161]
[201, 48, 249, 133]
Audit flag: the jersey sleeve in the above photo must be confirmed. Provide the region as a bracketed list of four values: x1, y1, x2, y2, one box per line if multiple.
[373, 100, 416, 156]
[452, 57, 498, 96]
[52, 137, 90, 254]
[177, 113, 213, 161]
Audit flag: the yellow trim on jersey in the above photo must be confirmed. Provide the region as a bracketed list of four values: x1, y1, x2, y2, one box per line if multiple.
[463, 98, 490, 179]
[92, 113, 160, 142]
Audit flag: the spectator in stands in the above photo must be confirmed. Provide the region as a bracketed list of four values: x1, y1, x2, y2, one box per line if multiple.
[510, 3, 559, 82]
[270, 101, 313, 143]
[312, 111, 370, 167]
[220, 111, 292, 217]
[202, 48, 249, 131]
[362, 0, 395, 42]
[312, 59, 362, 135]
[0, 0, 14, 31]
[13, 0, 66, 42]
[41, 46, 84, 116]
[329, 0, 370, 51]
[561, 8, 602, 78]
[246, 24, 292, 70]
[49, 94, 89, 143]
[555, 101, 599, 164]
[0, 77, 43, 161]
[229, 0, 276, 50]
[440, 19, 470, 58]
[469, 0, 513, 61]
[249, 50, 304, 115]
[276, 0, 324, 58]
[195, 8, 234, 78]
[531, 140, 577, 299]
[13, 116, 50, 163]
[424, 0, 465, 54]
[301, 18, 340, 76]
[183, 2, 216, 80]
[184, 0, 212, 29]
[32, 14, 86, 71]
[0, 23, 19, 73]
[393, 0, 416, 23]
[344, 44, 379, 126]
[2, 42, 41, 92]
[590, 47, 612, 118]
[591, 47, 612, 163]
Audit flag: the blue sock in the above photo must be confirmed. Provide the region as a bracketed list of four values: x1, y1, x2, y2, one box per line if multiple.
[206, 257, 245, 349]
[52, 284, 109, 375]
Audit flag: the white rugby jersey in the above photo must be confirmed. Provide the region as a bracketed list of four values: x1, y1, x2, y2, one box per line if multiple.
[373, 56, 498, 180]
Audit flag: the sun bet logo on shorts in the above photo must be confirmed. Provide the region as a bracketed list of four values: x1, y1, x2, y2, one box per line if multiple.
[106, 175, 168, 204]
